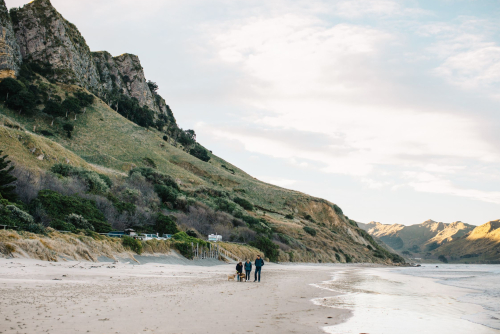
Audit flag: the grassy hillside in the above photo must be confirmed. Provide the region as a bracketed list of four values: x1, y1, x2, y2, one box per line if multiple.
[0, 78, 405, 264]
[433, 221, 500, 264]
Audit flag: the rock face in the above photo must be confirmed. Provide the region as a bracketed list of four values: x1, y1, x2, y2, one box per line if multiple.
[113, 53, 157, 111]
[10, 0, 101, 93]
[0, 0, 22, 78]
[92, 51, 131, 98]
[93, 51, 159, 113]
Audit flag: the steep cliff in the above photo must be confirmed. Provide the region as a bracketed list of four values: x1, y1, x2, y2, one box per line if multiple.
[0, 0, 21, 78]
[92, 51, 131, 99]
[112, 53, 157, 112]
[93, 51, 164, 116]
[10, 0, 101, 93]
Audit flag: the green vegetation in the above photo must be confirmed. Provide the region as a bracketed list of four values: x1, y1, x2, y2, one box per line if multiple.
[0, 151, 17, 202]
[51, 164, 111, 193]
[234, 197, 254, 211]
[250, 236, 279, 262]
[122, 236, 143, 254]
[303, 226, 317, 236]
[189, 144, 210, 162]
[155, 213, 179, 235]
[284, 213, 294, 219]
[32, 190, 106, 222]
[438, 255, 448, 263]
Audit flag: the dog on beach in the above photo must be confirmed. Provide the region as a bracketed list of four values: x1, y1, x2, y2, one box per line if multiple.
[227, 274, 236, 281]
[238, 273, 246, 282]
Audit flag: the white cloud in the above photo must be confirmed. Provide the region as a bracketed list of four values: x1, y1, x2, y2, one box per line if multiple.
[404, 172, 500, 204]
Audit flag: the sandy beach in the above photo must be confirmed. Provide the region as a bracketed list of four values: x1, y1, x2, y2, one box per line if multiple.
[1, 259, 498, 334]
[0, 259, 351, 334]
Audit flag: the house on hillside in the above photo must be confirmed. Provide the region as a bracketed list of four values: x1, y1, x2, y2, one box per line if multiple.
[208, 234, 222, 242]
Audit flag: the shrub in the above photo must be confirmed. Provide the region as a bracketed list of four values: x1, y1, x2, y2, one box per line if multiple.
[40, 130, 54, 136]
[130, 168, 180, 191]
[33, 190, 106, 222]
[154, 184, 178, 204]
[303, 226, 317, 236]
[249, 236, 279, 262]
[438, 255, 448, 263]
[304, 214, 315, 222]
[284, 213, 294, 219]
[74, 91, 94, 107]
[189, 144, 210, 162]
[234, 197, 254, 211]
[66, 214, 94, 231]
[50, 164, 110, 193]
[122, 236, 143, 254]
[215, 198, 237, 214]
[186, 230, 197, 238]
[332, 204, 343, 215]
[0, 150, 18, 202]
[0, 78, 24, 99]
[89, 219, 113, 233]
[163, 135, 168, 141]
[50, 219, 76, 232]
[63, 123, 74, 138]
[174, 241, 193, 259]
[335, 253, 341, 262]
[155, 213, 179, 235]
[142, 157, 157, 168]
[25, 223, 46, 234]
[344, 253, 353, 263]
[7, 205, 34, 224]
[426, 242, 440, 252]
[43, 101, 65, 117]
[5, 90, 36, 115]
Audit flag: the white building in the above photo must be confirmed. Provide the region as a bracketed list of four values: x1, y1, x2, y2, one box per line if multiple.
[208, 234, 222, 242]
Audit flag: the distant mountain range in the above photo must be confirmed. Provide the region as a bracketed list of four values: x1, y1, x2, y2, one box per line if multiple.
[359, 220, 500, 263]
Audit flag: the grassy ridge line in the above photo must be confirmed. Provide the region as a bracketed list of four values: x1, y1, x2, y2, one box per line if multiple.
[0, 82, 317, 216]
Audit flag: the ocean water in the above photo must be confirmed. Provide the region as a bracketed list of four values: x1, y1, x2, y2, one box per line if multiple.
[397, 264, 500, 331]
[312, 265, 500, 334]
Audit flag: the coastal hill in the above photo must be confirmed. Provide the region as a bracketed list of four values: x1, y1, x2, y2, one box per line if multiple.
[433, 220, 500, 263]
[0, 0, 403, 264]
[359, 220, 500, 263]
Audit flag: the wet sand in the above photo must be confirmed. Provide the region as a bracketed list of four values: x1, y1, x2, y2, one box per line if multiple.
[0, 259, 351, 334]
[316, 267, 500, 334]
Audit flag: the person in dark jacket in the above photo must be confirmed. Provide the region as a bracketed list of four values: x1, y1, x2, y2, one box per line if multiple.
[254, 255, 264, 282]
[244, 260, 252, 281]
[236, 261, 243, 281]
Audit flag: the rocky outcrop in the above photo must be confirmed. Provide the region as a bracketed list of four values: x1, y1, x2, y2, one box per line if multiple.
[10, 0, 101, 93]
[112, 53, 157, 111]
[92, 51, 131, 98]
[94, 51, 163, 114]
[0, 0, 22, 79]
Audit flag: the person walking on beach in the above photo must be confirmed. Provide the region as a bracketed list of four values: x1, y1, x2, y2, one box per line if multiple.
[236, 261, 243, 281]
[254, 255, 264, 282]
[244, 259, 252, 282]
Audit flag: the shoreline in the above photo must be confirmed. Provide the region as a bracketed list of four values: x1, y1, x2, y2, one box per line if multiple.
[313, 266, 500, 334]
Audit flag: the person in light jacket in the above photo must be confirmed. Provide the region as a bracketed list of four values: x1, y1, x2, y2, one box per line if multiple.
[244, 260, 252, 281]
[254, 255, 264, 282]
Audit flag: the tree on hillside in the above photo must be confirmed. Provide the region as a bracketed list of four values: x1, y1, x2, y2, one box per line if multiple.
[189, 144, 210, 162]
[0, 78, 24, 101]
[43, 100, 65, 125]
[0, 151, 17, 202]
[5, 90, 36, 116]
[62, 97, 81, 118]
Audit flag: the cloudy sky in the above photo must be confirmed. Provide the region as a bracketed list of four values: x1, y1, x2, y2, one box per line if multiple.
[8, 0, 500, 226]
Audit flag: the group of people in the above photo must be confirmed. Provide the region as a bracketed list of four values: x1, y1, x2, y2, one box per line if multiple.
[235, 255, 265, 282]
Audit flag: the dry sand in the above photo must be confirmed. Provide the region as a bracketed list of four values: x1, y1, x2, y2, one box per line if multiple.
[0, 259, 352, 334]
